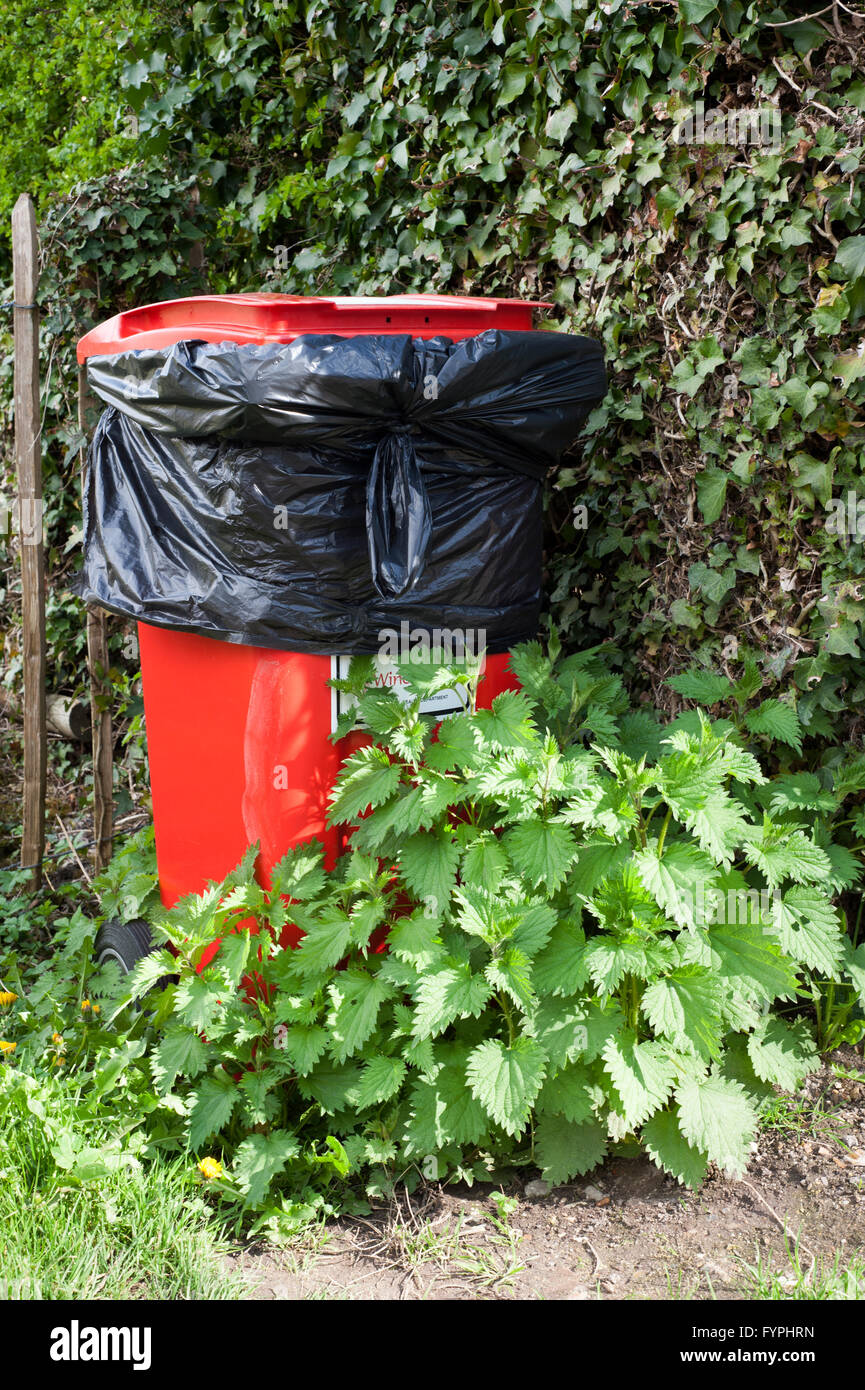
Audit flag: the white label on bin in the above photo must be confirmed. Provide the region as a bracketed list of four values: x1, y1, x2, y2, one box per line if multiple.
[330, 654, 475, 733]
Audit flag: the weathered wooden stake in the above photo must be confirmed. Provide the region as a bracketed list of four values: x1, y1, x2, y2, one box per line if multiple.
[78, 366, 113, 871]
[12, 193, 45, 887]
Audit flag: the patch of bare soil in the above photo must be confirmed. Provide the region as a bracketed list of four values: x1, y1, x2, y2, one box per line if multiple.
[226, 1047, 865, 1301]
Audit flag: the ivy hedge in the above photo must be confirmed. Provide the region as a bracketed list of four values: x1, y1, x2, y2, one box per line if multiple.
[2, 0, 865, 772]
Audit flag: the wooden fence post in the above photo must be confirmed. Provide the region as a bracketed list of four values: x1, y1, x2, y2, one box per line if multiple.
[78, 366, 113, 872]
[12, 193, 45, 888]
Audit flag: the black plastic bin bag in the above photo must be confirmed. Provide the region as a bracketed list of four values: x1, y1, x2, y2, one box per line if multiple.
[76, 329, 606, 653]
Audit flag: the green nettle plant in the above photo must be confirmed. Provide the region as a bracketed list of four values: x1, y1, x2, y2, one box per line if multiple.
[37, 639, 863, 1231]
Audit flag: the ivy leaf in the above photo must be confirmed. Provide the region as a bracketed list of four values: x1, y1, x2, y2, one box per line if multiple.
[695, 469, 728, 524]
[676, 1073, 757, 1176]
[535, 1115, 608, 1185]
[467, 1036, 547, 1136]
[833, 235, 865, 282]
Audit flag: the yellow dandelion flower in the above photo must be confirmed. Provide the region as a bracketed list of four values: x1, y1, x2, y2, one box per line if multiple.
[0, 992, 17, 1007]
[81, 999, 90, 1011]
[52, 1057, 63, 1068]
[0, 1041, 16, 1056]
[197, 1157, 223, 1181]
[91, 1004, 101, 1015]
[51, 1032, 64, 1047]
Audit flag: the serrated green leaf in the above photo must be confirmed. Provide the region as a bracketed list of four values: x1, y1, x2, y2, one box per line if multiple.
[642, 1108, 708, 1188]
[641, 967, 724, 1060]
[676, 1073, 757, 1176]
[188, 1073, 237, 1149]
[535, 1114, 608, 1185]
[234, 1131, 299, 1208]
[467, 1036, 547, 1136]
[603, 1031, 677, 1128]
[412, 962, 493, 1039]
[746, 1016, 818, 1090]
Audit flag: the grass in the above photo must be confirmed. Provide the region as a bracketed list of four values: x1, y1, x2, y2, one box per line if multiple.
[0, 1112, 241, 1300]
[739, 1241, 865, 1301]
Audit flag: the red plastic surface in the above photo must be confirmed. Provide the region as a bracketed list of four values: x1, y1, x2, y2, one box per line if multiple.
[80, 295, 534, 920]
[77, 292, 548, 360]
[139, 624, 516, 925]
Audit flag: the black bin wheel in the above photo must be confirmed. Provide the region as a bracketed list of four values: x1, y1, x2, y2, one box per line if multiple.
[93, 918, 154, 974]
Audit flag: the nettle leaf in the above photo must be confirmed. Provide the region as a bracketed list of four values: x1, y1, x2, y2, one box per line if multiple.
[296, 1061, 364, 1115]
[633, 842, 720, 930]
[535, 1115, 608, 1186]
[510, 903, 557, 957]
[747, 1016, 819, 1091]
[505, 819, 576, 891]
[641, 967, 724, 1061]
[412, 962, 493, 1039]
[291, 907, 351, 976]
[676, 1073, 757, 1177]
[842, 938, 865, 1008]
[770, 886, 844, 975]
[188, 1072, 238, 1149]
[234, 1131, 300, 1208]
[531, 919, 588, 997]
[685, 794, 748, 867]
[602, 1032, 677, 1129]
[473, 690, 539, 750]
[536, 1061, 598, 1123]
[387, 910, 444, 969]
[327, 969, 393, 1063]
[269, 843, 328, 901]
[352, 1055, 406, 1109]
[668, 670, 734, 706]
[486, 946, 536, 1012]
[742, 828, 833, 891]
[641, 1108, 708, 1189]
[460, 832, 508, 890]
[404, 1062, 489, 1153]
[584, 935, 650, 994]
[398, 828, 460, 913]
[328, 745, 403, 823]
[685, 921, 799, 1003]
[744, 700, 803, 754]
[174, 975, 225, 1033]
[467, 1036, 547, 1136]
[151, 1027, 208, 1094]
[278, 1024, 329, 1077]
[569, 841, 632, 898]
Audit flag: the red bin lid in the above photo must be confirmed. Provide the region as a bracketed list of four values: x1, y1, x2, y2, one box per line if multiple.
[76, 292, 551, 361]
